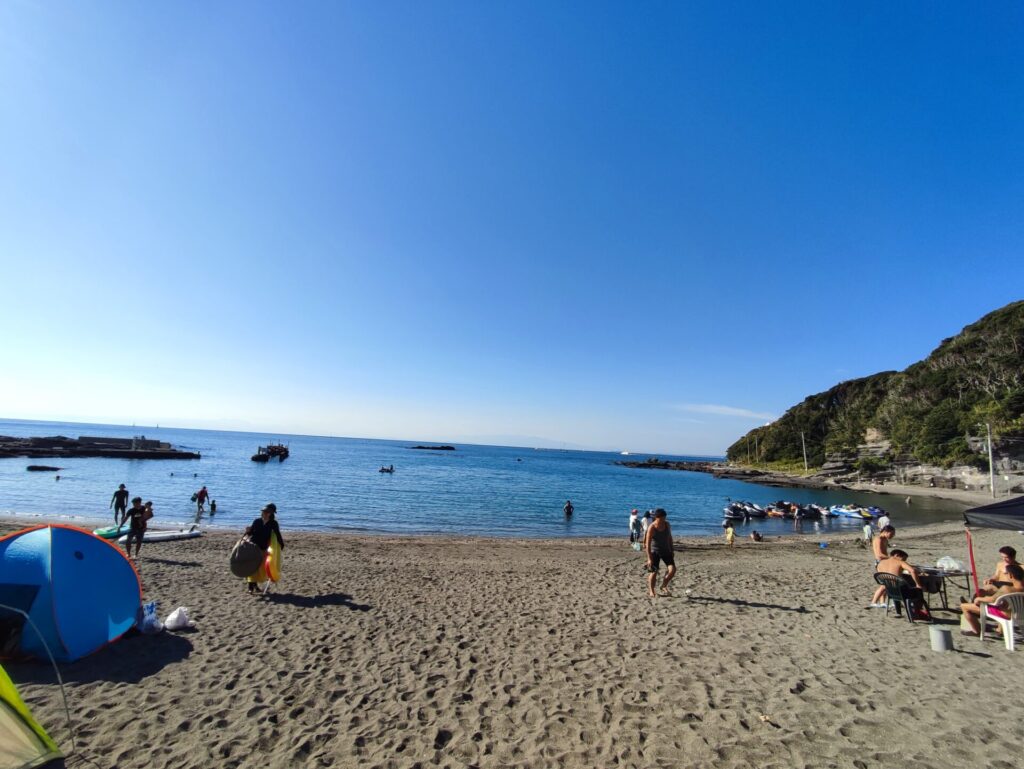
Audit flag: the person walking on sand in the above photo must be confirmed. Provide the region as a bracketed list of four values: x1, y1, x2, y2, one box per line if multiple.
[862, 521, 873, 546]
[644, 508, 676, 597]
[120, 496, 147, 560]
[725, 522, 736, 548]
[245, 503, 285, 595]
[110, 483, 129, 524]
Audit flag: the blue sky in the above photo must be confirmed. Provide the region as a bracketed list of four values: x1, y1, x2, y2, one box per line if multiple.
[1, 2, 1021, 455]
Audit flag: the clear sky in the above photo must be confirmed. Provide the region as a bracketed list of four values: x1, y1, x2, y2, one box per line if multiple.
[1, 2, 1021, 455]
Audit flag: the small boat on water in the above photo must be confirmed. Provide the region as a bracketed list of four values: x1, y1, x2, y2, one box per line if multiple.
[252, 443, 289, 463]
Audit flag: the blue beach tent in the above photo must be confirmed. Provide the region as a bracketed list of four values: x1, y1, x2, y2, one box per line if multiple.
[0, 525, 141, 663]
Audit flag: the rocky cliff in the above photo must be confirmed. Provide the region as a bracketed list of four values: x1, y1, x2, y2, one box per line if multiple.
[726, 300, 1024, 489]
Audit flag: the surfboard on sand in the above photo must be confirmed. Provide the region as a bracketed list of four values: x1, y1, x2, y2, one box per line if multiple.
[117, 528, 203, 544]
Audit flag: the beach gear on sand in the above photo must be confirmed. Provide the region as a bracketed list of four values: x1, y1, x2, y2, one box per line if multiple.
[230, 537, 264, 578]
[117, 528, 203, 544]
[246, 532, 283, 590]
[0, 663, 62, 769]
[163, 607, 195, 631]
[0, 525, 141, 662]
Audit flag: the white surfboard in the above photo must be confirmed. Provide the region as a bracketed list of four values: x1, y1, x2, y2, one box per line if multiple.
[118, 528, 203, 544]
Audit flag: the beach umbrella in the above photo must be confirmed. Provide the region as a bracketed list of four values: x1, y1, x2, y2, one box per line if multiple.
[0, 525, 141, 662]
[962, 495, 1024, 595]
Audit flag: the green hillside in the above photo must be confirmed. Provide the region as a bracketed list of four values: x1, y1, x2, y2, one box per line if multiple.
[726, 301, 1024, 469]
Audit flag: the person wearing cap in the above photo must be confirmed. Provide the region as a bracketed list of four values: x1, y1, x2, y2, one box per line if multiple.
[244, 503, 285, 594]
[643, 508, 676, 597]
[110, 483, 129, 523]
[628, 509, 642, 544]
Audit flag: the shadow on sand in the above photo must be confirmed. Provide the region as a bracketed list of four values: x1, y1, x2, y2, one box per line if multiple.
[6, 631, 193, 685]
[686, 595, 810, 613]
[136, 557, 203, 568]
[265, 592, 372, 612]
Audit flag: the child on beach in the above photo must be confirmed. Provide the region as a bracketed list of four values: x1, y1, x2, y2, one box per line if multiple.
[725, 523, 735, 548]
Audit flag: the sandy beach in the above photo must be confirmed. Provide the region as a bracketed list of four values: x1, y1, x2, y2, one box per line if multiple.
[5, 515, 1024, 769]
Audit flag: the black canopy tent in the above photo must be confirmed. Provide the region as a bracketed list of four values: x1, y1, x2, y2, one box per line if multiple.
[962, 495, 1024, 594]
[963, 495, 1024, 530]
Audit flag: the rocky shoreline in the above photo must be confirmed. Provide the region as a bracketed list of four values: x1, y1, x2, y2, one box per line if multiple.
[615, 456, 1014, 506]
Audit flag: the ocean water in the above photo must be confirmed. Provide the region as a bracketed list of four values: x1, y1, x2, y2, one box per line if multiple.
[0, 419, 963, 538]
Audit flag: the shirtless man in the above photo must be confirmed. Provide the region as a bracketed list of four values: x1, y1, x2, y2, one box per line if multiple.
[869, 526, 896, 606]
[875, 549, 928, 617]
[960, 563, 1024, 636]
[977, 546, 1020, 598]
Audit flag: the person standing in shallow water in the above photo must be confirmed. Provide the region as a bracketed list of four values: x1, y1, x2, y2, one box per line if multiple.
[563, 500, 574, 517]
[644, 508, 676, 597]
[110, 483, 129, 524]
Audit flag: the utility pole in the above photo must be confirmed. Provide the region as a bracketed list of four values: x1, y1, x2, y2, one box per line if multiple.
[987, 422, 996, 498]
[754, 435, 759, 467]
[801, 431, 808, 472]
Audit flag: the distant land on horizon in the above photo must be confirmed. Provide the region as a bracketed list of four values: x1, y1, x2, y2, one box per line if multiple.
[0, 417, 723, 459]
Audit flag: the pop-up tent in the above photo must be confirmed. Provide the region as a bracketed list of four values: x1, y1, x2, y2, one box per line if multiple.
[0, 663, 61, 769]
[963, 496, 1024, 594]
[0, 525, 141, 662]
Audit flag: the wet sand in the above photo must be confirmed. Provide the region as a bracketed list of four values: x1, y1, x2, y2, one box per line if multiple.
[4, 517, 1024, 769]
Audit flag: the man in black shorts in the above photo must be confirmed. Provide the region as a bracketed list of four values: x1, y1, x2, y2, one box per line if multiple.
[643, 508, 676, 597]
[120, 496, 146, 560]
[110, 483, 129, 523]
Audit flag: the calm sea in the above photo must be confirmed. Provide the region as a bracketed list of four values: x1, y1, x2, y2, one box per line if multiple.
[0, 419, 963, 538]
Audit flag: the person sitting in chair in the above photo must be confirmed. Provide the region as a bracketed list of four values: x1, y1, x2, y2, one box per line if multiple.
[873, 549, 929, 618]
[960, 563, 1024, 636]
[976, 546, 1020, 598]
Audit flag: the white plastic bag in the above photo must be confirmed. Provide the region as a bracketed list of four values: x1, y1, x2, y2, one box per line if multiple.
[936, 556, 966, 572]
[163, 607, 195, 631]
[138, 600, 164, 634]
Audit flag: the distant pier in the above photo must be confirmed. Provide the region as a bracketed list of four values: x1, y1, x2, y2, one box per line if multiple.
[0, 435, 201, 460]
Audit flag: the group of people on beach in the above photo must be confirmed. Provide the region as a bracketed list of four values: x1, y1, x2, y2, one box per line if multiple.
[866, 521, 1024, 634]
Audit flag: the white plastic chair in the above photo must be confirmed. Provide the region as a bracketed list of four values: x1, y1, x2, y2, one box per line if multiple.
[980, 592, 1024, 651]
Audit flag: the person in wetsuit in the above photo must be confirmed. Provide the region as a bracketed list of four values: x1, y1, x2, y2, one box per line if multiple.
[244, 503, 285, 594]
[643, 508, 676, 597]
[120, 496, 146, 560]
[110, 484, 129, 523]
[563, 500, 574, 517]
